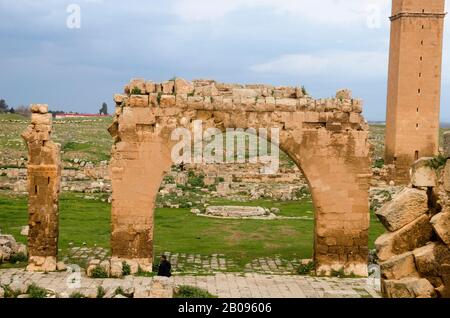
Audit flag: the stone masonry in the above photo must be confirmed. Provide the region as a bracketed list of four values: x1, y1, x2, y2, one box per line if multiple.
[385, 0, 446, 184]
[108, 78, 372, 276]
[21, 104, 61, 272]
[376, 149, 450, 298]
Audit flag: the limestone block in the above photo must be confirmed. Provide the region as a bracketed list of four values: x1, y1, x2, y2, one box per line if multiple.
[444, 132, 450, 158]
[129, 78, 146, 93]
[264, 97, 275, 111]
[375, 188, 428, 232]
[336, 89, 352, 100]
[349, 113, 361, 124]
[382, 278, 437, 298]
[413, 242, 450, 277]
[174, 78, 194, 95]
[30, 104, 48, 114]
[31, 113, 51, 125]
[276, 98, 297, 112]
[410, 158, 437, 187]
[444, 160, 450, 192]
[159, 95, 176, 108]
[56, 261, 66, 271]
[380, 252, 419, 280]
[187, 96, 204, 110]
[352, 99, 363, 113]
[376, 215, 433, 262]
[436, 264, 450, 298]
[114, 94, 127, 104]
[430, 212, 450, 247]
[162, 81, 175, 94]
[128, 95, 149, 108]
[145, 81, 156, 94]
[232, 88, 258, 98]
[26, 256, 57, 272]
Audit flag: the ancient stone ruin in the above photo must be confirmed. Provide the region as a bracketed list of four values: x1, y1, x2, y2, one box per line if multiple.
[376, 137, 450, 298]
[385, 0, 446, 184]
[108, 78, 372, 276]
[21, 105, 61, 272]
[203, 206, 272, 219]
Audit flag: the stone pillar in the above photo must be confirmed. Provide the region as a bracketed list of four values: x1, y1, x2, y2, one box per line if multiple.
[21, 104, 61, 272]
[108, 105, 173, 273]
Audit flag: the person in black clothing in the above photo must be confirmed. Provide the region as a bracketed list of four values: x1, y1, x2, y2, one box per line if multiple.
[158, 255, 172, 277]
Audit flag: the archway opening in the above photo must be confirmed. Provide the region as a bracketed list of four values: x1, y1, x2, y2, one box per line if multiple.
[153, 132, 315, 274]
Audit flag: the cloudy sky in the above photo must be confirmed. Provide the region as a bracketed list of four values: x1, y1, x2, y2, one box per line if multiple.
[0, 0, 449, 121]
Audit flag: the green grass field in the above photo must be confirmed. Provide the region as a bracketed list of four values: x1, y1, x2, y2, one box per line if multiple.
[0, 192, 385, 270]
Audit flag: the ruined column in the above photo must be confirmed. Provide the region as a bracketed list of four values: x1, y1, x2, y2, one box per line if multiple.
[21, 104, 61, 272]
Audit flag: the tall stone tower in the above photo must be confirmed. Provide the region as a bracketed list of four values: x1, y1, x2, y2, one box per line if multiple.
[385, 0, 446, 184]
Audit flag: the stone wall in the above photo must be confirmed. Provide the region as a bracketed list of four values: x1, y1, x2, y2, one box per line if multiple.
[109, 78, 372, 276]
[376, 141, 450, 297]
[21, 105, 61, 272]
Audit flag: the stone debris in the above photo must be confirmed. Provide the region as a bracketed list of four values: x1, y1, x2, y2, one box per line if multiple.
[0, 234, 27, 263]
[204, 206, 272, 218]
[375, 188, 428, 232]
[376, 156, 450, 298]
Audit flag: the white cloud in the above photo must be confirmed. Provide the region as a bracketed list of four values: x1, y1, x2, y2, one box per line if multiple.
[171, 0, 390, 26]
[250, 50, 388, 79]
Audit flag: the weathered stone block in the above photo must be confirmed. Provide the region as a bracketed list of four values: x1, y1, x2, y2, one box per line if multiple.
[382, 278, 437, 298]
[129, 78, 146, 93]
[336, 89, 352, 100]
[159, 95, 176, 108]
[430, 212, 450, 247]
[380, 252, 418, 280]
[376, 215, 433, 262]
[444, 160, 450, 192]
[444, 132, 450, 158]
[114, 94, 127, 104]
[30, 104, 48, 114]
[375, 188, 428, 232]
[31, 113, 51, 125]
[174, 78, 194, 95]
[162, 81, 175, 94]
[232, 88, 258, 98]
[128, 95, 149, 108]
[413, 242, 450, 277]
[145, 81, 156, 94]
[410, 158, 437, 187]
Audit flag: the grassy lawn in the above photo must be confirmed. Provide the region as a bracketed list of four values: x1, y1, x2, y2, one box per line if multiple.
[0, 192, 386, 270]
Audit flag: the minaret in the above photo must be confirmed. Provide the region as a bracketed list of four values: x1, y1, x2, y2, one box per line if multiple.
[385, 0, 446, 184]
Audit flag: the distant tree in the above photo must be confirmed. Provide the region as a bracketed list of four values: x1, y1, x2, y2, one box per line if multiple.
[9, 107, 15, 114]
[99, 102, 108, 115]
[0, 99, 9, 113]
[15, 105, 31, 117]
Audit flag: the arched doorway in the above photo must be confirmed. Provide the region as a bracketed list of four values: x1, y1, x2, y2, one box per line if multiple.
[108, 78, 371, 276]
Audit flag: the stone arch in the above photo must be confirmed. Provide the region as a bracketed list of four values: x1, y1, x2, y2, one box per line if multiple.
[108, 78, 372, 276]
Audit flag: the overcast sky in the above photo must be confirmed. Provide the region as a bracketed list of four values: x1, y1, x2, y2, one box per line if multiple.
[0, 0, 449, 121]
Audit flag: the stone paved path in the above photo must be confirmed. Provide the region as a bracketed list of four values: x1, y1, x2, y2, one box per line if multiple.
[63, 247, 307, 275]
[174, 274, 381, 298]
[0, 269, 381, 298]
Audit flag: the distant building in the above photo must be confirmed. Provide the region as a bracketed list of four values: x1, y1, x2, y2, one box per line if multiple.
[54, 113, 111, 119]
